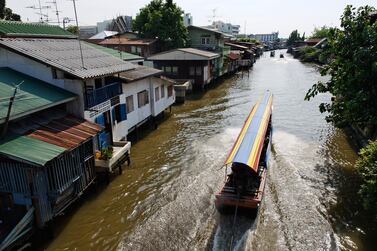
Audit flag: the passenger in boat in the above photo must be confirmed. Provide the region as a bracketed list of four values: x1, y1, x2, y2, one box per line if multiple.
[231, 163, 259, 196]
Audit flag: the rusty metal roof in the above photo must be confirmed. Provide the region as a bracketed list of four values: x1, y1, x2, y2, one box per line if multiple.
[119, 66, 162, 82]
[0, 38, 136, 79]
[26, 115, 103, 149]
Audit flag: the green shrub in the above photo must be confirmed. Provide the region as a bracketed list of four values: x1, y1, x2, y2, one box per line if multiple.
[356, 140, 377, 212]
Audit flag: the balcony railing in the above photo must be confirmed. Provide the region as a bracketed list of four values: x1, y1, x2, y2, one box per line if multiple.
[85, 82, 122, 109]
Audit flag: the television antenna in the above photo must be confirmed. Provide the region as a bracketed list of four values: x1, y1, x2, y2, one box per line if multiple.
[46, 0, 61, 26]
[207, 8, 221, 24]
[62, 17, 75, 29]
[26, 0, 51, 23]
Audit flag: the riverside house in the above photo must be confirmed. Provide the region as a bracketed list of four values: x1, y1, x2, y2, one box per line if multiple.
[0, 67, 103, 250]
[118, 66, 175, 135]
[0, 20, 176, 173]
[147, 48, 220, 90]
[187, 25, 231, 77]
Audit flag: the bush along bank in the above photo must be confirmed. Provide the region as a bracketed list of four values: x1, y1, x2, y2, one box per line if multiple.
[305, 5, 377, 216]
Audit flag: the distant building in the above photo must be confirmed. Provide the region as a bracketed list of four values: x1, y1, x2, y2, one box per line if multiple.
[249, 32, 279, 42]
[97, 16, 132, 33]
[183, 13, 193, 27]
[209, 21, 240, 36]
[79, 25, 98, 39]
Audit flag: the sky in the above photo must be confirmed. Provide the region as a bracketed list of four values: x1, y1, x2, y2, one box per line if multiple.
[7, 0, 377, 37]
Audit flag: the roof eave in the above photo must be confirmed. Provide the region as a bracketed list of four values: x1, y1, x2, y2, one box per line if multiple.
[0, 96, 77, 125]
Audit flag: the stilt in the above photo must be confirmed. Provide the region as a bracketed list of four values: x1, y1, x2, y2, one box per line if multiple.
[118, 164, 122, 175]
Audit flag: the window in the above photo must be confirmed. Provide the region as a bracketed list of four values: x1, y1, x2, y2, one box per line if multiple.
[201, 37, 210, 45]
[167, 85, 173, 97]
[126, 95, 134, 114]
[137, 90, 149, 108]
[189, 66, 195, 76]
[113, 105, 121, 122]
[137, 47, 142, 54]
[155, 87, 160, 101]
[161, 85, 165, 98]
[112, 104, 127, 123]
[172, 66, 178, 75]
[95, 78, 103, 89]
[52, 69, 57, 79]
[165, 66, 172, 73]
[131, 46, 137, 54]
[196, 67, 202, 76]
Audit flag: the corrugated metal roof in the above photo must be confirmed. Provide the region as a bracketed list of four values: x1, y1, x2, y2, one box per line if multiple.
[148, 48, 220, 61]
[119, 66, 162, 82]
[0, 20, 76, 38]
[99, 37, 157, 45]
[0, 38, 136, 79]
[225, 42, 248, 50]
[0, 67, 77, 124]
[87, 43, 143, 61]
[89, 31, 118, 40]
[26, 115, 103, 149]
[0, 133, 66, 166]
[0, 115, 103, 166]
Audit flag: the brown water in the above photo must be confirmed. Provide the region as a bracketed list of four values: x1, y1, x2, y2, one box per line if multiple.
[41, 51, 376, 251]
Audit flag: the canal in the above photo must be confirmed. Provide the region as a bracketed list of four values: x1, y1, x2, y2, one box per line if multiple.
[41, 50, 376, 251]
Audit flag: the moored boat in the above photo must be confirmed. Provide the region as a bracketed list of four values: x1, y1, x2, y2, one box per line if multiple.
[280, 53, 284, 58]
[270, 51, 275, 57]
[215, 91, 273, 212]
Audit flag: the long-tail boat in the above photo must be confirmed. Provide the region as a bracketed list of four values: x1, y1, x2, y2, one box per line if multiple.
[215, 91, 273, 212]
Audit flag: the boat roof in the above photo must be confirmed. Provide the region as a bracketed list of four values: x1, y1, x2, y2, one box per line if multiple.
[225, 91, 273, 172]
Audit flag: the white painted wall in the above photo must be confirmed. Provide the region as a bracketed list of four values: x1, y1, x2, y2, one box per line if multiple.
[151, 77, 175, 116]
[122, 78, 152, 132]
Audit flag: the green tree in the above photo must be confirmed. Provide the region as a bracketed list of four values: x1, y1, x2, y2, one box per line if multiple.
[66, 25, 79, 35]
[237, 37, 259, 44]
[311, 25, 331, 38]
[286, 30, 304, 46]
[356, 140, 377, 212]
[0, 0, 21, 21]
[133, 0, 188, 49]
[0, 0, 5, 19]
[305, 5, 377, 130]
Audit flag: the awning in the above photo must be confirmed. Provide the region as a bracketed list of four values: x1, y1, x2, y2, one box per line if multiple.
[225, 91, 273, 172]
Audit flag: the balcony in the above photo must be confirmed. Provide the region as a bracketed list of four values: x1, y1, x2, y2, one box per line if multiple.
[85, 82, 122, 109]
[95, 141, 131, 174]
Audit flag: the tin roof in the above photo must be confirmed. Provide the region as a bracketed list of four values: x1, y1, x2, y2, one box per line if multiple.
[0, 115, 103, 166]
[0, 67, 77, 124]
[148, 48, 220, 61]
[0, 20, 76, 38]
[99, 37, 158, 46]
[87, 43, 143, 61]
[0, 133, 66, 166]
[225, 42, 248, 50]
[119, 66, 162, 82]
[26, 115, 103, 149]
[0, 38, 136, 79]
[89, 31, 118, 40]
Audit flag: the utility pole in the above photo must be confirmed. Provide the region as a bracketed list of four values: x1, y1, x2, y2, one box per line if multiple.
[70, 0, 85, 69]
[1, 82, 24, 139]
